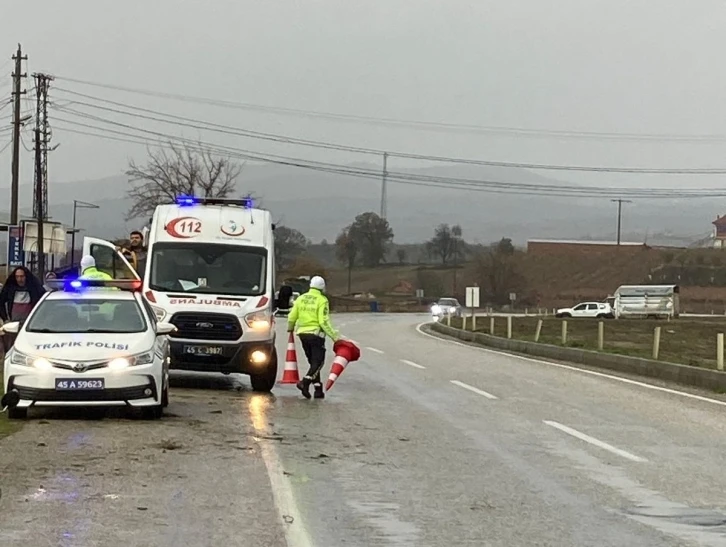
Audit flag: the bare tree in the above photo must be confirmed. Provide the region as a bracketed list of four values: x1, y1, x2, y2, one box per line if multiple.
[125, 141, 243, 220]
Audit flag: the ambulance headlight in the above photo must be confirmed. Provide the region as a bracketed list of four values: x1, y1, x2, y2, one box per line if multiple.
[33, 357, 53, 371]
[150, 305, 166, 321]
[245, 311, 271, 330]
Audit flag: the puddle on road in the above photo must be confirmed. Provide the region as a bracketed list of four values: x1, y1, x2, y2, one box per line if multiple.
[346, 500, 420, 546]
[550, 441, 726, 546]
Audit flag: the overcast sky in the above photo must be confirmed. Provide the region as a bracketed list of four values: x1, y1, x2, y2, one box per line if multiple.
[2, 0, 726, 196]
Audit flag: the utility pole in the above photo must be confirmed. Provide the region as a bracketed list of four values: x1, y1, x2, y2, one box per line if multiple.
[10, 44, 27, 225]
[379, 152, 388, 219]
[32, 72, 54, 280]
[611, 198, 632, 246]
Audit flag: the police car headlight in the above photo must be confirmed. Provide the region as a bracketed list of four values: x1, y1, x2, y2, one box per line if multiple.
[108, 358, 130, 370]
[245, 311, 271, 330]
[33, 357, 53, 371]
[132, 352, 154, 366]
[9, 350, 32, 367]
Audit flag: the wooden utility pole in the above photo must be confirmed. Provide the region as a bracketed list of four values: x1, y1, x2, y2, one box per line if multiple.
[10, 44, 27, 225]
[611, 198, 632, 246]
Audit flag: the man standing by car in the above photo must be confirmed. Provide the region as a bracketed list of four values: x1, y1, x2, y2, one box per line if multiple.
[287, 275, 340, 400]
[120, 230, 147, 277]
[0, 266, 45, 351]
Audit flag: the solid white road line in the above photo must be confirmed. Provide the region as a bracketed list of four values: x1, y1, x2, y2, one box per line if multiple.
[543, 420, 647, 463]
[366, 346, 385, 354]
[401, 359, 426, 369]
[450, 380, 498, 400]
[416, 322, 726, 409]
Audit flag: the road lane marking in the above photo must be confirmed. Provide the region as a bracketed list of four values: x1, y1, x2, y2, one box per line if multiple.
[450, 380, 498, 399]
[416, 322, 726, 409]
[366, 346, 385, 354]
[249, 397, 313, 547]
[544, 420, 647, 463]
[401, 359, 425, 369]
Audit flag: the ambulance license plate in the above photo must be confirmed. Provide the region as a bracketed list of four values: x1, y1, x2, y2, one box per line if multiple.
[56, 378, 105, 390]
[184, 345, 223, 355]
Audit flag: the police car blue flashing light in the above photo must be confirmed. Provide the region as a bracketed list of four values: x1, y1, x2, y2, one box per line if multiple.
[46, 279, 143, 292]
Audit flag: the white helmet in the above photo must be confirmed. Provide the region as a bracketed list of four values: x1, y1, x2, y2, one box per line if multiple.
[310, 276, 326, 291]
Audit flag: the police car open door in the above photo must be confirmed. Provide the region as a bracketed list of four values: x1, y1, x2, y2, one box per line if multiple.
[82, 237, 141, 281]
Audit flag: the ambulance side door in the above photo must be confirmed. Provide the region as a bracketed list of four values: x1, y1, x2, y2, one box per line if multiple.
[82, 237, 141, 281]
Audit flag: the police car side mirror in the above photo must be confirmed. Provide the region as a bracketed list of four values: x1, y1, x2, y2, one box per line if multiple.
[155, 322, 177, 336]
[1, 321, 20, 334]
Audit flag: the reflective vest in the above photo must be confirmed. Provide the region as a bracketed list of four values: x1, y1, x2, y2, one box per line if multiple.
[287, 288, 339, 340]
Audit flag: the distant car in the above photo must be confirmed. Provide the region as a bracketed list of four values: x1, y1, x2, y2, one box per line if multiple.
[431, 297, 464, 320]
[274, 286, 300, 317]
[555, 301, 614, 319]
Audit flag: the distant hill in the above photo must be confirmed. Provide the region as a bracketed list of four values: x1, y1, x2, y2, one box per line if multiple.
[0, 162, 719, 245]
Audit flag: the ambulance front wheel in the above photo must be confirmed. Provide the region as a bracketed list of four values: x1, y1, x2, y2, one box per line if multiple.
[250, 348, 278, 393]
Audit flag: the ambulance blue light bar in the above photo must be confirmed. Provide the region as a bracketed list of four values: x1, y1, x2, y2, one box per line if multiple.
[45, 279, 142, 292]
[175, 195, 253, 208]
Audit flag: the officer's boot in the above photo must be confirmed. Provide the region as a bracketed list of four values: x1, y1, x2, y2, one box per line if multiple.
[296, 377, 312, 399]
[313, 383, 325, 399]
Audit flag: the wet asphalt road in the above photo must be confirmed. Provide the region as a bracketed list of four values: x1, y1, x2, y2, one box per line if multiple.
[3, 313, 726, 545]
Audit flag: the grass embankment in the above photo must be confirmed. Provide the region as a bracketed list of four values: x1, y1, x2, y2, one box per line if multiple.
[448, 316, 726, 370]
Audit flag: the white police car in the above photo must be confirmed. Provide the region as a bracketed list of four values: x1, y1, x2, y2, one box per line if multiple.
[1, 279, 176, 420]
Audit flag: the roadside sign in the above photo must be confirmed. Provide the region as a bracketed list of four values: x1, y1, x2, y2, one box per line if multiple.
[466, 286, 480, 308]
[509, 292, 517, 302]
[415, 289, 424, 298]
[6, 225, 24, 268]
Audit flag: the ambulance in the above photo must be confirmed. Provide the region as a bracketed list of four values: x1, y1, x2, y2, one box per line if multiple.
[135, 196, 278, 392]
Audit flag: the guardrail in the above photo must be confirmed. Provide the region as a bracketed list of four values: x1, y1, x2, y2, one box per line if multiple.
[428, 320, 726, 393]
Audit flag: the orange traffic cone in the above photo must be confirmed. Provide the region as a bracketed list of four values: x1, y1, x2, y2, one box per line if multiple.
[280, 332, 300, 384]
[324, 339, 361, 392]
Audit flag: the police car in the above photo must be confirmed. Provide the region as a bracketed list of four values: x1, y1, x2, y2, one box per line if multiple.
[1, 278, 176, 420]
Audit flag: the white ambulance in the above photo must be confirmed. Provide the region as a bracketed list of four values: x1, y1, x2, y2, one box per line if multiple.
[139, 196, 278, 392]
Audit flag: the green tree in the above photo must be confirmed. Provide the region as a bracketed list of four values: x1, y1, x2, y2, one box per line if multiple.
[274, 225, 309, 270]
[347, 212, 394, 268]
[425, 223, 465, 265]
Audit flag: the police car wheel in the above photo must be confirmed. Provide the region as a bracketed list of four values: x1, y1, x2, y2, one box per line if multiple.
[250, 348, 278, 393]
[7, 406, 28, 420]
[142, 405, 163, 420]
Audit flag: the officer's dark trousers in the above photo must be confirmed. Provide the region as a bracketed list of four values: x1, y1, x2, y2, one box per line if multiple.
[298, 334, 326, 384]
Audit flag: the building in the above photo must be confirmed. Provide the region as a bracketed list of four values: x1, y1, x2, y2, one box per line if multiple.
[712, 215, 726, 248]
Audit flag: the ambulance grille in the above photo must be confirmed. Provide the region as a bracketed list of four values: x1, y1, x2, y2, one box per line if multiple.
[168, 312, 242, 341]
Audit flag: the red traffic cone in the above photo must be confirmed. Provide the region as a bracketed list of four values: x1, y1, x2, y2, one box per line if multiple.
[280, 332, 300, 384]
[324, 339, 361, 392]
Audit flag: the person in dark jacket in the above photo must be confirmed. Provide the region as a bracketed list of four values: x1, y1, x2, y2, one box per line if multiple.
[0, 266, 45, 322]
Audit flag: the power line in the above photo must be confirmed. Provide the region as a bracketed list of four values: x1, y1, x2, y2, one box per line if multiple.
[50, 114, 726, 199]
[52, 87, 726, 174]
[52, 74, 726, 144]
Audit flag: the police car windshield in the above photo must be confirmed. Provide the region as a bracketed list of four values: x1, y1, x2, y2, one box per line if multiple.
[26, 299, 146, 334]
[148, 243, 266, 296]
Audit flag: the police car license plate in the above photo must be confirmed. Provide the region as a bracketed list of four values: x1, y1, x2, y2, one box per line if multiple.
[55, 378, 105, 390]
[183, 345, 223, 355]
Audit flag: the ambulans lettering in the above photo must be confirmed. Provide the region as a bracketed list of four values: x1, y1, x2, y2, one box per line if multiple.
[33, 341, 130, 351]
[168, 298, 241, 307]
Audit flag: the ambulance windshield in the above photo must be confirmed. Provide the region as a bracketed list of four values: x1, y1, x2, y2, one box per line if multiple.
[148, 242, 267, 297]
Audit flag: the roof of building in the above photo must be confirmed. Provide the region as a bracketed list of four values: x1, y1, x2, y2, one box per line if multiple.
[713, 215, 726, 226]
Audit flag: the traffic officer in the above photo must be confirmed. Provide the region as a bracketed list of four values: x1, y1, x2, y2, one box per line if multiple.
[79, 255, 113, 281]
[287, 275, 339, 399]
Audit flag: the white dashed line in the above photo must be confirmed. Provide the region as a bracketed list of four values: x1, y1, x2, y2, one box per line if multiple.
[543, 420, 647, 463]
[401, 359, 426, 369]
[416, 322, 726, 409]
[450, 380, 498, 400]
[366, 347, 385, 354]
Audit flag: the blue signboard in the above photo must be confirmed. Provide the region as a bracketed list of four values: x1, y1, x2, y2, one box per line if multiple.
[7, 225, 25, 268]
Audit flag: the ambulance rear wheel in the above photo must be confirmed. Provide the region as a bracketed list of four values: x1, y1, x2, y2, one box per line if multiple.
[250, 348, 278, 393]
